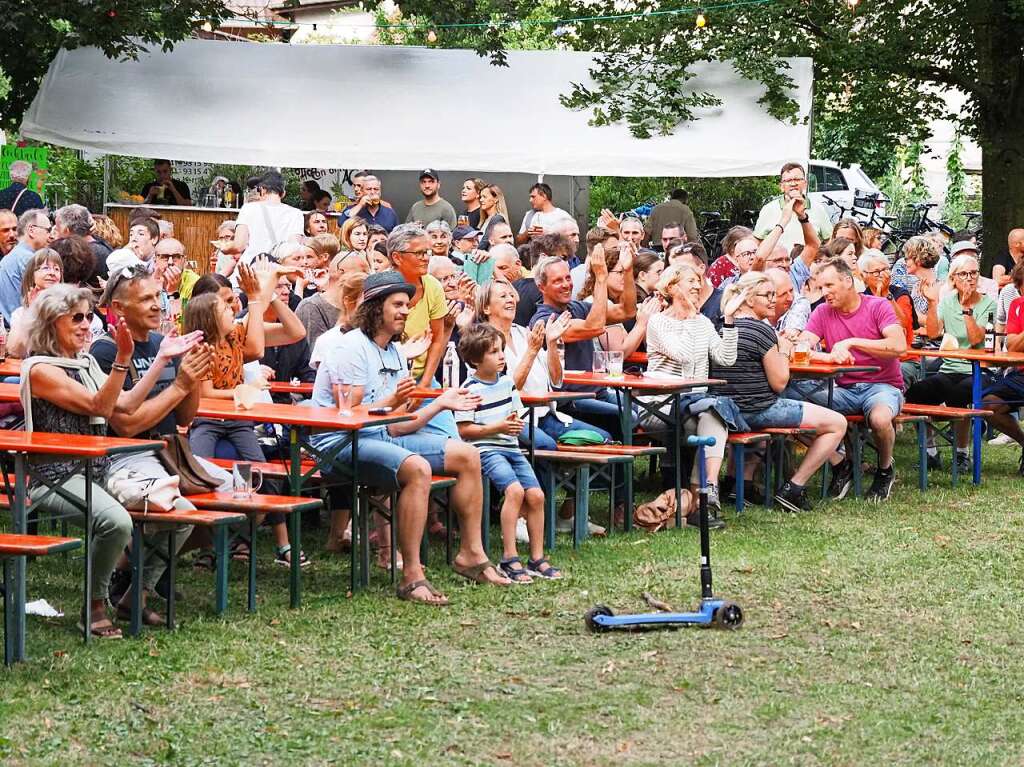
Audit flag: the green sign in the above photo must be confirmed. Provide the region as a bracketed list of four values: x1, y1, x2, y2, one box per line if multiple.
[0, 145, 48, 195]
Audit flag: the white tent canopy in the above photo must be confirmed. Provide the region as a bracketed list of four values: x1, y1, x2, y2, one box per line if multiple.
[21, 40, 812, 177]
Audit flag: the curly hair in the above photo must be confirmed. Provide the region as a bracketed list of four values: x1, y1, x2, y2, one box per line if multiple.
[24, 284, 94, 357]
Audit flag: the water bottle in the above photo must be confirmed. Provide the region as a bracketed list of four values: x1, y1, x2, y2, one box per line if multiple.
[0, 317, 8, 363]
[984, 311, 995, 352]
[442, 342, 459, 389]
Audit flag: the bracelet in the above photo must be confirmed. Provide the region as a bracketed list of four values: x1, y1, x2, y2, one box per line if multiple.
[797, 214, 809, 223]
[774, 223, 785, 233]
[111, 363, 129, 373]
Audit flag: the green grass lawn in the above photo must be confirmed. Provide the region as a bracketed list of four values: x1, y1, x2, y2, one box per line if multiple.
[3, 439, 1024, 766]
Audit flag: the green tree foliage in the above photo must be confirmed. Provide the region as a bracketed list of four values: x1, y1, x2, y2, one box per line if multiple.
[382, 0, 1024, 267]
[943, 132, 968, 230]
[589, 176, 777, 226]
[0, 1, 231, 130]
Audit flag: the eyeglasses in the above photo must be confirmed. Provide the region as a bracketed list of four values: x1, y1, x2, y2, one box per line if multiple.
[863, 268, 890, 277]
[398, 249, 430, 258]
[377, 345, 402, 377]
[953, 270, 979, 280]
[69, 311, 95, 325]
[609, 267, 626, 275]
[754, 291, 776, 300]
[157, 251, 186, 259]
[781, 175, 805, 184]
[29, 223, 52, 233]
[37, 262, 61, 273]
[736, 249, 759, 259]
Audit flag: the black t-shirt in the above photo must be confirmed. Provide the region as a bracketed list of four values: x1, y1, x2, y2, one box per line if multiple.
[140, 178, 192, 206]
[701, 288, 724, 330]
[711, 318, 778, 412]
[513, 278, 543, 327]
[531, 300, 593, 391]
[994, 250, 1015, 277]
[464, 208, 481, 229]
[91, 332, 182, 437]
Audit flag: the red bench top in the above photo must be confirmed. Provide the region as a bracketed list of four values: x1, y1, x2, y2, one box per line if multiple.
[0, 533, 81, 556]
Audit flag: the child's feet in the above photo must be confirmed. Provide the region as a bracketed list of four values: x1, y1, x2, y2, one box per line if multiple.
[498, 557, 533, 584]
[526, 557, 563, 580]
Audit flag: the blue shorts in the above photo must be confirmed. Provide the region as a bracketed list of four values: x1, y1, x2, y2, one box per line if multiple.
[804, 381, 904, 418]
[984, 370, 1024, 402]
[744, 398, 804, 429]
[314, 430, 451, 491]
[479, 449, 540, 493]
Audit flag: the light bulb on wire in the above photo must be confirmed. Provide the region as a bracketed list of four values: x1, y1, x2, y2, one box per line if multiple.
[695, 12, 707, 27]
[427, 29, 437, 42]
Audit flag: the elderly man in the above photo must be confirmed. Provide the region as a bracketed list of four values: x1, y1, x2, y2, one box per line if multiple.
[312, 271, 512, 604]
[341, 174, 399, 233]
[0, 209, 52, 320]
[91, 269, 229, 615]
[0, 160, 44, 215]
[0, 209, 18, 257]
[54, 203, 111, 280]
[754, 163, 832, 252]
[767, 267, 810, 337]
[993, 228, 1024, 287]
[406, 170, 457, 228]
[789, 259, 908, 500]
[491, 244, 524, 283]
[618, 216, 645, 249]
[645, 188, 699, 247]
[154, 238, 200, 313]
[141, 159, 192, 206]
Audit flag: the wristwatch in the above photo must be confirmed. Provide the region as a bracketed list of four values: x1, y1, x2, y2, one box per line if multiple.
[962, 309, 972, 316]
[797, 214, 809, 223]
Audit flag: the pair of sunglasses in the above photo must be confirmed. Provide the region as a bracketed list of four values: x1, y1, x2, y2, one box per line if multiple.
[70, 311, 95, 325]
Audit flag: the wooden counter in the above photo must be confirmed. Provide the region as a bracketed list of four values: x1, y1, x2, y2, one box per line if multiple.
[105, 203, 238, 274]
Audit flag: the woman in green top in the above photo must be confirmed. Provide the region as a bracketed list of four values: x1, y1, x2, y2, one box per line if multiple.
[906, 254, 995, 472]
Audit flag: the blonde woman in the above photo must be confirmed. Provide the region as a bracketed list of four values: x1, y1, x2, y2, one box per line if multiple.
[714, 271, 848, 512]
[644, 264, 743, 524]
[478, 184, 510, 250]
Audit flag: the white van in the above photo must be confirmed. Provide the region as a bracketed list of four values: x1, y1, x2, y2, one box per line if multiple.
[807, 160, 885, 223]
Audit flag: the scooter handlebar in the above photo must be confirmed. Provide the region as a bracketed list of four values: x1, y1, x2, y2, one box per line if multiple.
[686, 435, 717, 448]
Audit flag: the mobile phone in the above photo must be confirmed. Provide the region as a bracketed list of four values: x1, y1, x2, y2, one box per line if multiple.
[368, 406, 392, 415]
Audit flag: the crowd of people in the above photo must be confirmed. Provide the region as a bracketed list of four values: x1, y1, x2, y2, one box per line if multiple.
[4, 159, 1023, 623]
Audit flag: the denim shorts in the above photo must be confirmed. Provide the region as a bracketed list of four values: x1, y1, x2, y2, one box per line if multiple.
[984, 370, 1024, 402]
[313, 430, 451, 491]
[744, 398, 804, 429]
[480, 448, 540, 493]
[824, 382, 904, 418]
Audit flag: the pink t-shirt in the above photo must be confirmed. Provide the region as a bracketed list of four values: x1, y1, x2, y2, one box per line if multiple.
[805, 294, 904, 390]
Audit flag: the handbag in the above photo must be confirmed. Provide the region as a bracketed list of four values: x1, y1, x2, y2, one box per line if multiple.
[633, 489, 693, 533]
[157, 433, 223, 497]
[107, 469, 182, 513]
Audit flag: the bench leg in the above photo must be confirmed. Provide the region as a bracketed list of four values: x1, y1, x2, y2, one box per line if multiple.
[290, 505, 303, 608]
[607, 464, 616, 536]
[543, 469, 556, 552]
[12, 454, 27, 661]
[916, 420, 930, 491]
[166, 528, 177, 631]
[3, 558, 13, 666]
[573, 466, 590, 550]
[213, 525, 229, 615]
[733, 445, 745, 515]
[128, 525, 144, 637]
[762, 444, 771, 505]
[247, 516, 257, 613]
[481, 481, 490, 556]
[850, 426, 863, 498]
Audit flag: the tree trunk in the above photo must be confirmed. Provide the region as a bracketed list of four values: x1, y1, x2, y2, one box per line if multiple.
[979, 121, 1024, 274]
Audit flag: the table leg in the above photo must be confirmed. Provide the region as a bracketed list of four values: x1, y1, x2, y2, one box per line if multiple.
[213, 525, 229, 615]
[247, 515, 257, 612]
[622, 389, 634, 529]
[12, 454, 26, 661]
[83, 462, 93, 646]
[166, 527, 177, 631]
[289, 507, 302, 608]
[128, 524, 143, 637]
[972, 360, 982, 485]
[3, 558, 13, 666]
[673, 393, 682, 528]
[288, 427, 301, 495]
[528, 407, 537, 468]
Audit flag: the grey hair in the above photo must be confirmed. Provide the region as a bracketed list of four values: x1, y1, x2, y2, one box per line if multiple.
[947, 253, 980, 287]
[275, 241, 308, 261]
[553, 215, 578, 235]
[8, 161, 31, 182]
[857, 249, 887, 273]
[362, 175, 380, 186]
[425, 219, 452, 236]
[55, 204, 93, 236]
[387, 223, 427, 257]
[533, 255, 565, 286]
[720, 270, 772, 309]
[24, 284, 94, 358]
[17, 208, 48, 236]
[489, 243, 519, 263]
[427, 255, 455, 276]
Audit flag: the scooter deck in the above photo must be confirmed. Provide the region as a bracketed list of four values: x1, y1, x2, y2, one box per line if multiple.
[585, 599, 743, 632]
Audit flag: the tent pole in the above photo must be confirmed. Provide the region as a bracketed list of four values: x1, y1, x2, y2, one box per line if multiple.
[101, 154, 110, 209]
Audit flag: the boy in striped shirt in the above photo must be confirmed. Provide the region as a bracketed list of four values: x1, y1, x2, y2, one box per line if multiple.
[456, 324, 563, 583]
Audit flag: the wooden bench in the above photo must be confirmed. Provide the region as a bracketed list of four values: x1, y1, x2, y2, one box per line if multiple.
[186, 493, 323, 611]
[123, 508, 246, 634]
[206, 457, 322, 481]
[533, 449, 635, 549]
[0, 533, 81, 666]
[900, 404, 994, 487]
[844, 413, 930, 495]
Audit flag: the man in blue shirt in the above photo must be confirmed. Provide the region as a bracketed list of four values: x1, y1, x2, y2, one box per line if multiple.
[0, 161, 44, 216]
[0, 208, 52, 321]
[339, 174, 399, 233]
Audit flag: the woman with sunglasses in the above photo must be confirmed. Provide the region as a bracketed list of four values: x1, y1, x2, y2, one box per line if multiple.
[22, 283, 200, 638]
[905, 253, 996, 474]
[713, 271, 848, 512]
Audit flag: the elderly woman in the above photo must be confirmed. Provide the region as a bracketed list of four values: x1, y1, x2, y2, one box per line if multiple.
[645, 264, 742, 523]
[426, 220, 453, 260]
[906, 253, 996, 474]
[713, 271, 848, 512]
[859, 250, 915, 348]
[24, 284, 198, 637]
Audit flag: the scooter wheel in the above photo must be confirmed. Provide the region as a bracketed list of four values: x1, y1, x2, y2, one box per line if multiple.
[713, 602, 744, 630]
[584, 604, 615, 633]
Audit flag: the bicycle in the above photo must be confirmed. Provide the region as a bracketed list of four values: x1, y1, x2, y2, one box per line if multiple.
[698, 211, 732, 260]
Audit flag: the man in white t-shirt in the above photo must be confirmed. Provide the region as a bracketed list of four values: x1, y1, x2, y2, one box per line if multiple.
[516, 182, 571, 245]
[218, 170, 303, 279]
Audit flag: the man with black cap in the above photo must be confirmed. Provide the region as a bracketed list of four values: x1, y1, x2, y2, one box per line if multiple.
[310, 271, 512, 604]
[406, 169, 457, 228]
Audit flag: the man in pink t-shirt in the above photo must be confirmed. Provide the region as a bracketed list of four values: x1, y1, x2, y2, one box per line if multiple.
[791, 259, 908, 501]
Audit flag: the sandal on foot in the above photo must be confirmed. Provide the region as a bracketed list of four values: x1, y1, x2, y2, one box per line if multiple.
[192, 550, 216, 571]
[115, 603, 164, 627]
[526, 557, 563, 580]
[78, 612, 122, 639]
[396, 579, 449, 606]
[274, 545, 311, 568]
[498, 557, 533, 584]
[453, 559, 511, 586]
[230, 538, 250, 562]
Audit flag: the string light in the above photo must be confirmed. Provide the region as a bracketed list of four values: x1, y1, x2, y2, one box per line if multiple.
[426, 29, 437, 43]
[696, 12, 707, 27]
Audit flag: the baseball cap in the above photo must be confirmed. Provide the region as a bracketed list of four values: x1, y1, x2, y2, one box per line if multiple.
[419, 169, 439, 181]
[362, 271, 415, 302]
[452, 225, 481, 241]
[949, 240, 979, 257]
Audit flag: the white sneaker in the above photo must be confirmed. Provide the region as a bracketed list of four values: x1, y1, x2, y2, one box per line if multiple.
[515, 517, 529, 543]
[989, 432, 1016, 445]
[554, 516, 606, 536]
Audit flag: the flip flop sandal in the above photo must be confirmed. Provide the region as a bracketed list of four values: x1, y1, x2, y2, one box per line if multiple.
[78, 615, 123, 639]
[526, 557, 564, 580]
[396, 579, 449, 606]
[115, 603, 164, 627]
[230, 538, 251, 562]
[498, 557, 533, 584]
[453, 559, 511, 586]
[192, 550, 216, 571]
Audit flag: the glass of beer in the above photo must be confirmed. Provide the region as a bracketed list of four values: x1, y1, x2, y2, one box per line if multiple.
[606, 351, 624, 379]
[457, 215, 469, 228]
[792, 342, 810, 365]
